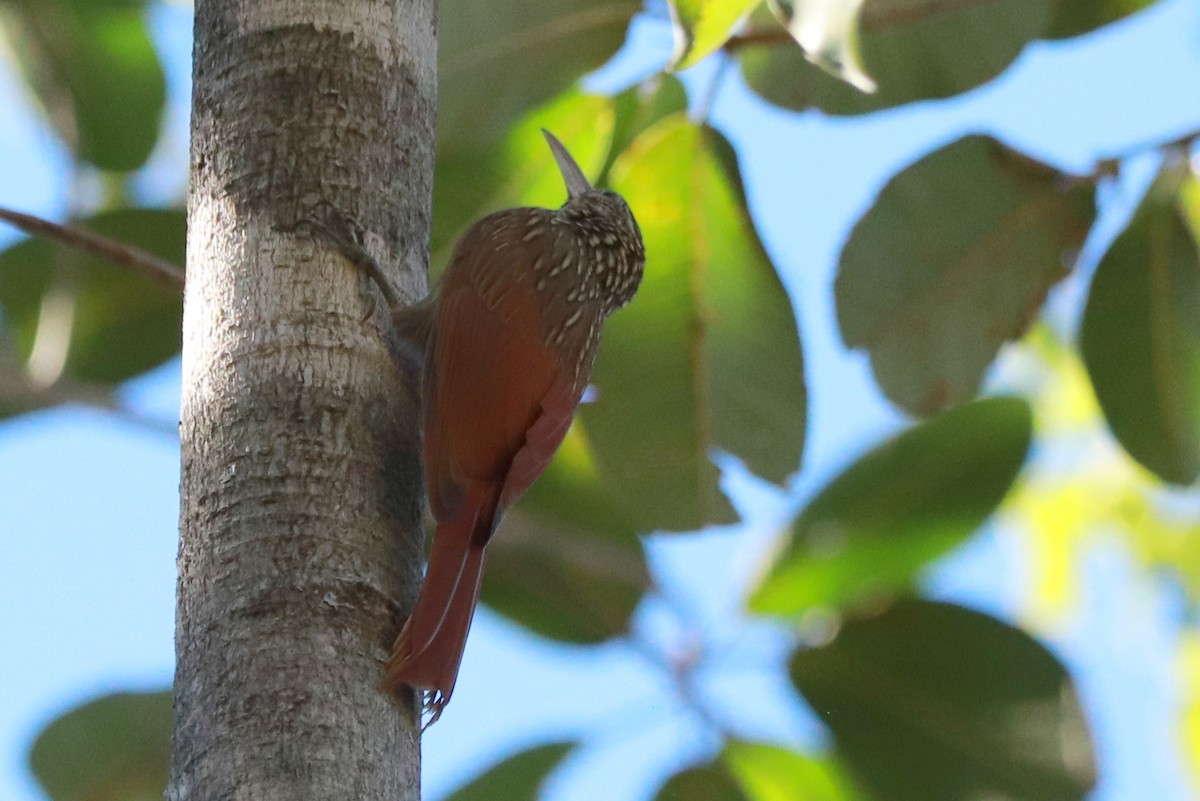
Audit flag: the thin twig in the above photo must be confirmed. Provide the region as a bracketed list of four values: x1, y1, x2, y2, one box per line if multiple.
[0, 368, 178, 437]
[624, 631, 737, 741]
[1108, 125, 1200, 164]
[105, 402, 180, 438]
[857, 0, 1017, 29]
[0, 205, 185, 290]
[724, 0, 1132, 52]
[695, 53, 733, 125]
[724, 28, 792, 52]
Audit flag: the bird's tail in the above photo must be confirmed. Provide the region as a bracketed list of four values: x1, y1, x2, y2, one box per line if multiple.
[382, 482, 497, 723]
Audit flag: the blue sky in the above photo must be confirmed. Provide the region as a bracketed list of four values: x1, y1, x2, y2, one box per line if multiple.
[2, 2, 1200, 800]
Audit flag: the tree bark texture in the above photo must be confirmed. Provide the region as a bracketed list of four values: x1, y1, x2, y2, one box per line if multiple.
[171, 1, 436, 799]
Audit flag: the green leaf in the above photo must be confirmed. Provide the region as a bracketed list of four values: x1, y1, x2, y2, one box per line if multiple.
[669, 0, 761, 70]
[438, 0, 639, 152]
[1, 0, 166, 171]
[739, 0, 1051, 114]
[484, 425, 650, 643]
[432, 91, 617, 274]
[723, 741, 867, 801]
[600, 75, 689, 185]
[590, 117, 806, 531]
[836, 135, 1095, 414]
[433, 79, 688, 275]
[0, 208, 184, 389]
[29, 690, 171, 801]
[790, 599, 1095, 801]
[655, 762, 749, 801]
[446, 742, 574, 801]
[766, 0, 876, 92]
[751, 397, 1031, 616]
[1080, 163, 1200, 486]
[1045, 0, 1155, 39]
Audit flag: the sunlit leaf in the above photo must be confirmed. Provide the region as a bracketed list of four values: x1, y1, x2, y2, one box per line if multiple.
[1045, 0, 1155, 39]
[1080, 162, 1200, 485]
[723, 741, 867, 801]
[601, 75, 689, 185]
[434, 80, 689, 276]
[29, 690, 171, 801]
[432, 91, 616, 274]
[438, 0, 638, 152]
[669, 0, 760, 70]
[739, 0, 1050, 114]
[1179, 631, 1200, 793]
[751, 397, 1030, 616]
[446, 742, 574, 801]
[0, 208, 184, 389]
[0, 0, 166, 171]
[654, 762, 749, 801]
[766, 0, 876, 92]
[590, 117, 806, 531]
[1009, 479, 1093, 624]
[837, 135, 1094, 414]
[486, 425, 649, 643]
[791, 599, 1095, 801]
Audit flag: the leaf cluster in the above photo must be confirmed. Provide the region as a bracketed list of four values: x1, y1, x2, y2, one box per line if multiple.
[3, 0, 1194, 800]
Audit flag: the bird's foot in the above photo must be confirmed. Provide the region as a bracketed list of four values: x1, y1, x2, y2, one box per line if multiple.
[285, 202, 403, 313]
[420, 690, 449, 732]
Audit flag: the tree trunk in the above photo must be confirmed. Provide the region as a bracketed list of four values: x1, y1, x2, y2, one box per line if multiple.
[170, 1, 436, 799]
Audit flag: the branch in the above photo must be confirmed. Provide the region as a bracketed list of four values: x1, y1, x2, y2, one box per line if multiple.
[625, 630, 737, 741]
[725, 0, 1079, 51]
[0, 368, 178, 437]
[1111, 125, 1200, 163]
[858, 0, 1018, 29]
[0, 205, 185, 290]
[723, 29, 791, 52]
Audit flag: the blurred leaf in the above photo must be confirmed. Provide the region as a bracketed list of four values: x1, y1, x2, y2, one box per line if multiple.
[0, 208, 184, 388]
[485, 424, 650, 643]
[1080, 162, 1200, 485]
[589, 116, 806, 531]
[836, 135, 1094, 414]
[446, 742, 574, 801]
[1179, 631, 1200, 792]
[655, 762, 749, 801]
[1, 0, 166, 171]
[432, 91, 616, 273]
[739, 0, 1050, 114]
[791, 599, 1095, 801]
[1046, 0, 1155, 39]
[435, 80, 687, 271]
[601, 75, 689, 184]
[669, 0, 760, 69]
[723, 741, 867, 801]
[766, 0, 876, 92]
[29, 690, 171, 801]
[751, 397, 1030, 616]
[438, 0, 639, 152]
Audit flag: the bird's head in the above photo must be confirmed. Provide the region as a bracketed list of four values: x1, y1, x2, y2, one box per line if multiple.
[542, 128, 646, 282]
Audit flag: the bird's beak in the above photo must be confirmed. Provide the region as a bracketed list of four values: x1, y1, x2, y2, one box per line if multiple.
[542, 129, 592, 199]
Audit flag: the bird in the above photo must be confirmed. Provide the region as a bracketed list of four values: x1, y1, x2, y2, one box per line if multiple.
[348, 129, 645, 724]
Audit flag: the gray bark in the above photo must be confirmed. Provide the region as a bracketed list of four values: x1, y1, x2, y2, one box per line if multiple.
[170, 1, 436, 799]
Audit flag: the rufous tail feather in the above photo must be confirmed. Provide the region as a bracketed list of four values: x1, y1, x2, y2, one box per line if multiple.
[383, 483, 497, 723]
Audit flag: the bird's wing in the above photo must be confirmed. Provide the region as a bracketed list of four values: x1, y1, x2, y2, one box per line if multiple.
[421, 211, 592, 529]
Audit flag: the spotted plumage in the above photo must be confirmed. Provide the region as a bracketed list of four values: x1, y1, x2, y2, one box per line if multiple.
[364, 130, 644, 725]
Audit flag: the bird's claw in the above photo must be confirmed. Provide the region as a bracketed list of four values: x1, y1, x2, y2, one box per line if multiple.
[420, 690, 448, 732]
[285, 202, 403, 314]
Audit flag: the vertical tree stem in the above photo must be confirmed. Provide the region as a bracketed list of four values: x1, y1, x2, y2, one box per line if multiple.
[170, 1, 436, 798]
